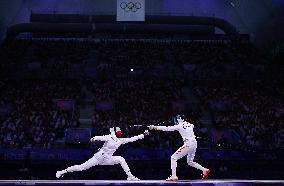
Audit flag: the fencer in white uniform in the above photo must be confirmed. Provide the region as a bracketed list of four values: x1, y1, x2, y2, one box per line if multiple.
[56, 127, 149, 180]
[148, 115, 210, 181]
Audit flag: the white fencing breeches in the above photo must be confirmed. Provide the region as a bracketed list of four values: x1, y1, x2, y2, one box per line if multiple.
[65, 155, 100, 173]
[171, 141, 207, 177]
[63, 153, 133, 177]
[102, 156, 133, 177]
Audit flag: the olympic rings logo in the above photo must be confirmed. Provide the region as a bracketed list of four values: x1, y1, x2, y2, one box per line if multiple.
[120, 2, 142, 12]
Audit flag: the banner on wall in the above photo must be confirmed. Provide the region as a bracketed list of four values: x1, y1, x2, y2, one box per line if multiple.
[117, 0, 145, 21]
[56, 99, 75, 111]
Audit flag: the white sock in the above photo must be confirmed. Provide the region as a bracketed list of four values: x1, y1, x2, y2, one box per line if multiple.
[189, 162, 207, 172]
[66, 165, 82, 173]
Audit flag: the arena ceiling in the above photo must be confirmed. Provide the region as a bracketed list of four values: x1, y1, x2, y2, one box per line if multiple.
[1, 0, 284, 45]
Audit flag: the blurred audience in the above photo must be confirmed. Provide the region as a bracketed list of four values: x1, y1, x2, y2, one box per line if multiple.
[0, 79, 81, 148]
[0, 39, 282, 151]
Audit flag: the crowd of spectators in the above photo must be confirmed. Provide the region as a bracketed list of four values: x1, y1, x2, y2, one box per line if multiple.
[96, 41, 168, 67]
[0, 79, 81, 148]
[85, 40, 220, 150]
[193, 79, 283, 149]
[27, 40, 90, 69]
[0, 39, 91, 75]
[0, 39, 283, 151]
[163, 40, 284, 150]
[169, 41, 267, 80]
[88, 76, 193, 149]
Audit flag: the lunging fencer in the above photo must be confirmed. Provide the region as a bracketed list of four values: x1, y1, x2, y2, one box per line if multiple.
[148, 115, 211, 181]
[56, 127, 149, 181]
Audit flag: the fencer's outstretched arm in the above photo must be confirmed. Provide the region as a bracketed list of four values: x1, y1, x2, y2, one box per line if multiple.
[121, 134, 144, 144]
[148, 125, 177, 132]
[90, 135, 110, 142]
[120, 130, 149, 144]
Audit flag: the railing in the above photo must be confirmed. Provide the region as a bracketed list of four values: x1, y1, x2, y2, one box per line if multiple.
[0, 148, 283, 161]
[31, 10, 217, 17]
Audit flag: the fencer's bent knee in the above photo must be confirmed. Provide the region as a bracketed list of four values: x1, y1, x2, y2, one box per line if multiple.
[187, 160, 196, 166]
[187, 160, 192, 165]
[117, 156, 125, 163]
[171, 155, 177, 161]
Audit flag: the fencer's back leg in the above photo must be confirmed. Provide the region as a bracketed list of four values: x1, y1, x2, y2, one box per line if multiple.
[66, 157, 98, 173]
[187, 150, 207, 172]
